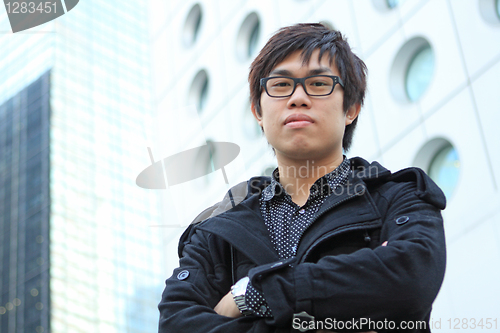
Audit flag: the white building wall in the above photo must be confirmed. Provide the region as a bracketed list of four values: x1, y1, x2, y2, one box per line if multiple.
[150, 0, 500, 328]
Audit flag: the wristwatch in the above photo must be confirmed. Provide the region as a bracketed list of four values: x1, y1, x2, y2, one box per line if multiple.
[230, 276, 253, 316]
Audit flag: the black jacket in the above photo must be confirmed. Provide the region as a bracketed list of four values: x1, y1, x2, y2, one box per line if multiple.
[158, 157, 447, 332]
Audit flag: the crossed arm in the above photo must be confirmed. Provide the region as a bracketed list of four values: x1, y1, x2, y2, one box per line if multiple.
[213, 240, 389, 319]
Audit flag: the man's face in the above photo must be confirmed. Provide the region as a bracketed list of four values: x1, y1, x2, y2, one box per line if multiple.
[252, 49, 359, 163]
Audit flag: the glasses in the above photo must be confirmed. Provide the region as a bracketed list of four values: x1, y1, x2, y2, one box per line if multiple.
[260, 75, 344, 98]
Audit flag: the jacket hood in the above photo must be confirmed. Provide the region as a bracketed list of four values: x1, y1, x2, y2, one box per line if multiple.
[389, 166, 447, 210]
[350, 156, 446, 209]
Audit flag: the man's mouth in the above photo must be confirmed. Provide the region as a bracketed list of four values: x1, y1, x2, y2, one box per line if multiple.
[284, 114, 314, 128]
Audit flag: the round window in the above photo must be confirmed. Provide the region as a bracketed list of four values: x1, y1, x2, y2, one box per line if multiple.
[386, 0, 400, 9]
[390, 37, 435, 103]
[192, 140, 216, 186]
[428, 144, 460, 199]
[199, 78, 208, 111]
[204, 140, 216, 177]
[248, 21, 260, 57]
[183, 4, 203, 47]
[405, 46, 435, 101]
[413, 138, 460, 200]
[478, 0, 500, 24]
[189, 70, 209, 113]
[373, 0, 405, 11]
[236, 13, 261, 61]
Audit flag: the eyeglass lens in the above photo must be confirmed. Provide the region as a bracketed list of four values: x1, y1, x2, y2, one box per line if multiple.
[266, 76, 335, 97]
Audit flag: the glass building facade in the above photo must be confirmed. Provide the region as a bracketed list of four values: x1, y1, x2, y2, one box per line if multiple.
[0, 72, 51, 333]
[0, 1, 163, 332]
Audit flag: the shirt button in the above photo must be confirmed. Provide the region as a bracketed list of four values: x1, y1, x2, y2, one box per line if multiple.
[298, 209, 305, 214]
[260, 305, 268, 314]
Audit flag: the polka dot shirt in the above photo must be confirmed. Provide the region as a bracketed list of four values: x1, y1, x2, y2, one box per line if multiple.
[244, 158, 352, 317]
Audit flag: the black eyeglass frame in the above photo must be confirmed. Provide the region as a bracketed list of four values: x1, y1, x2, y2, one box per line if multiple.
[260, 75, 344, 98]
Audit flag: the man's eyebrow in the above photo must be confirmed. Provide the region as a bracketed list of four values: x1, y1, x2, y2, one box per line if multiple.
[308, 67, 333, 75]
[269, 69, 293, 76]
[269, 67, 333, 76]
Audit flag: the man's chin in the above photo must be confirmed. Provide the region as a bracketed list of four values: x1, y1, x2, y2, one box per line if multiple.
[276, 147, 335, 162]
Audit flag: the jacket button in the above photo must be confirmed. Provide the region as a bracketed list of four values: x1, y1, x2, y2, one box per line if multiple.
[395, 216, 410, 225]
[177, 270, 190, 280]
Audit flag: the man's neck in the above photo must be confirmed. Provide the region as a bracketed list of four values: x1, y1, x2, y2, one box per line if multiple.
[275, 153, 345, 207]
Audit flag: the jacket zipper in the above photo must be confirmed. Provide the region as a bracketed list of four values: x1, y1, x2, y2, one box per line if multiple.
[295, 186, 365, 263]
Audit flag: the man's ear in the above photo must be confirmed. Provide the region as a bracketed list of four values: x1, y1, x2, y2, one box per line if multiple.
[345, 103, 361, 126]
[251, 102, 263, 127]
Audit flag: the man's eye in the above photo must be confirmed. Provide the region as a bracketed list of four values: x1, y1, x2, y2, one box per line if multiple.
[272, 81, 291, 87]
[310, 81, 329, 86]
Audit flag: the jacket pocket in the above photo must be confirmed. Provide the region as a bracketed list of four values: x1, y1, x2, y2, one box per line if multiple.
[304, 228, 381, 263]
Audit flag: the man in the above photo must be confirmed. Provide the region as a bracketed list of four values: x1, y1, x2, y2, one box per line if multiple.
[158, 23, 446, 332]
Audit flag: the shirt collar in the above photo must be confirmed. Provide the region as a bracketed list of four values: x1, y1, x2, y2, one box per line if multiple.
[262, 168, 281, 201]
[262, 157, 351, 202]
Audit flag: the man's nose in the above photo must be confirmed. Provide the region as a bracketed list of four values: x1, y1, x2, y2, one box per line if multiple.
[294, 82, 307, 95]
[288, 83, 311, 107]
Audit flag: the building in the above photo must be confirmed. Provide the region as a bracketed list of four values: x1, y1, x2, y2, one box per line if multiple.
[0, 1, 164, 332]
[149, 0, 500, 328]
[0, 71, 51, 333]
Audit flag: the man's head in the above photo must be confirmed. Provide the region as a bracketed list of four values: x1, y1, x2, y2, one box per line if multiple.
[248, 23, 367, 153]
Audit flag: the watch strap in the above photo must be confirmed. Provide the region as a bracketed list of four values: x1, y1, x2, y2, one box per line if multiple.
[231, 277, 253, 316]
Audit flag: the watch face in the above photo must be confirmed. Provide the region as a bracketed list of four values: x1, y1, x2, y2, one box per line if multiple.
[233, 276, 249, 296]
[233, 284, 243, 295]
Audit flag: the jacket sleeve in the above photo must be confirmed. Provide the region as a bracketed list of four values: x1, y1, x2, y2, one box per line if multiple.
[158, 228, 271, 333]
[247, 181, 446, 327]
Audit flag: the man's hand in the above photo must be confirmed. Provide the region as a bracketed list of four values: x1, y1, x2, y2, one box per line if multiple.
[214, 291, 242, 318]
